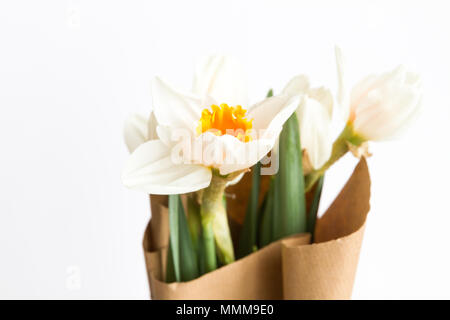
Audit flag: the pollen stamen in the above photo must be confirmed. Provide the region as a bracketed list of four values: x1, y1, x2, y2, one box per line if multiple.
[197, 104, 253, 142]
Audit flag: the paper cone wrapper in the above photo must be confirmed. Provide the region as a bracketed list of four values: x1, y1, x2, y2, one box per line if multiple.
[143, 158, 371, 300]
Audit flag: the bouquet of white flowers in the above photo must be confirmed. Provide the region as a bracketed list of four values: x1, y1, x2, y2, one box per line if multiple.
[122, 48, 422, 299]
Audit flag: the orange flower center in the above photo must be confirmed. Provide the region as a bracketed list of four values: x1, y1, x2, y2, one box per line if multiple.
[197, 104, 253, 142]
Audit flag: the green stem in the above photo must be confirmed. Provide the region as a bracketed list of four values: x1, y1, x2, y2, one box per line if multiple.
[237, 162, 261, 258]
[200, 172, 235, 270]
[200, 219, 216, 273]
[304, 124, 365, 192]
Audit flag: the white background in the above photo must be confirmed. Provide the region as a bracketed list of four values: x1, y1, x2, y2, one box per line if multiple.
[1, 0, 449, 299]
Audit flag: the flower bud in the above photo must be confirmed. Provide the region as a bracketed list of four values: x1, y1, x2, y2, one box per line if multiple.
[350, 66, 422, 141]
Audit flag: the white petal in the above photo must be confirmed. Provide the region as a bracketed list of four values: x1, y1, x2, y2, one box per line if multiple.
[155, 125, 174, 147]
[191, 132, 272, 176]
[282, 74, 333, 117]
[352, 67, 422, 141]
[147, 111, 158, 140]
[335, 46, 351, 122]
[122, 139, 212, 194]
[192, 55, 248, 107]
[216, 136, 274, 175]
[151, 77, 203, 131]
[248, 95, 301, 138]
[297, 97, 333, 169]
[388, 94, 422, 139]
[350, 74, 390, 113]
[282, 75, 310, 97]
[308, 87, 334, 117]
[351, 66, 405, 113]
[354, 84, 422, 140]
[123, 113, 148, 153]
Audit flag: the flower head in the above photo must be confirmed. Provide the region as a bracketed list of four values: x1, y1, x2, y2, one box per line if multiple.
[336, 47, 423, 141]
[122, 56, 299, 194]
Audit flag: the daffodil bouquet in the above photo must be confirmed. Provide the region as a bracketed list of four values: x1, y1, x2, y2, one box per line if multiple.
[122, 48, 422, 299]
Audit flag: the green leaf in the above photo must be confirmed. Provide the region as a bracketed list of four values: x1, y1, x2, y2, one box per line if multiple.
[307, 175, 324, 242]
[198, 235, 206, 276]
[258, 177, 275, 248]
[177, 196, 199, 281]
[167, 195, 180, 282]
[237, 161, 261, 258]
[273, 112, 307, 240]
[166, 194, 199, 282]
[187, 195, 201, 253]
[239, 88, 274, 255]
[165, 240, 176, 283]
[272, 173, 281, 239]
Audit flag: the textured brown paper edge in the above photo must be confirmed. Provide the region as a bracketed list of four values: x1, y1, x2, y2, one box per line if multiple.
[282, 158, 370, 299]
[143, 158, 370, 300]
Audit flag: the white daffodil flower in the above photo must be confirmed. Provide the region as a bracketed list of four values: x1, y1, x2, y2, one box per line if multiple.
[122, 56, 248, 186]
[122, 56, 300, 195]
[282, 75, 334, 173]
[335, 47, 423, 141]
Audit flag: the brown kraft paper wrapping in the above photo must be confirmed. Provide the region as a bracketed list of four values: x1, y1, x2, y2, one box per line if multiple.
[282, 158, 370, 299]
[143, 158, 370, 300]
